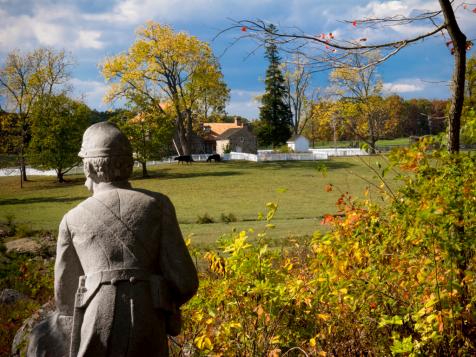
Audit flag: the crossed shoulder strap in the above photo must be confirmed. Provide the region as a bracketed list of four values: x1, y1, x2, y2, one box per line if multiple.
[80, 195, 153, 263]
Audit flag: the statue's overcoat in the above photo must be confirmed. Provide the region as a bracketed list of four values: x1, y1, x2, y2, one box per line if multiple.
[54, 184, 198, 357]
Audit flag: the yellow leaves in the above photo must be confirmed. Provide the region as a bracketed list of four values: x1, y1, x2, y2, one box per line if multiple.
[339, 287, 348, 295]
[309, 338, 317, 347]
[331, 66, 359, 82]
[100, 20, 225, 112]
[316, 313, 331, 321]
[227, 321, 241, 329]
[194, 334, 213, 350]
[223, 230, 251, 256]
[204, 251, 226, 276]
[283, 258, 294, 271]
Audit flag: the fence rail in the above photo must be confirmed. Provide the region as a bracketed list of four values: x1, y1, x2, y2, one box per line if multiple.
[223, 152, 328, 162]
[309, 148, 368, 156]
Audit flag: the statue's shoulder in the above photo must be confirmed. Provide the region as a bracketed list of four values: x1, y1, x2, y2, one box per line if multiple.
[63, 196, 97, 220]
[127, 188, 171, 205]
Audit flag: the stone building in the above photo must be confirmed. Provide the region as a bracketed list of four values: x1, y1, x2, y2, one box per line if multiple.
[201, 117, 257, 155]
[215, 127, 257, 155]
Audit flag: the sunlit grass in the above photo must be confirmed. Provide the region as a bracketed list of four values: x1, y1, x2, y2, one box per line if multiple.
[0, 156, 399, 244]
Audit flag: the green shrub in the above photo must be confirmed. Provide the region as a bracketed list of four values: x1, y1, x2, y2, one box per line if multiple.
[0, 253, 54, 355]
[15, 224, 34, 238]
[275, 144, 292, 153]
[0, 253, 54, 301]
[0, 298, 41, 357]
[220, 213, 237, 223]
[196, 213, 215, 224]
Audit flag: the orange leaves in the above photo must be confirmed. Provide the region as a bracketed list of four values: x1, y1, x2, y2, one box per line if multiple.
[321, 214, 334, 225]
[241, 26, 247, 32]
[324, 183, 334, 192]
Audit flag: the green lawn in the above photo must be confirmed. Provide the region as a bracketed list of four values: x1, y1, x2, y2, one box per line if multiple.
[0, 157, 399, 245]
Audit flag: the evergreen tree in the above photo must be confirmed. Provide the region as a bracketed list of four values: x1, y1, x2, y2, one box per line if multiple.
[258, 24, 292, 147]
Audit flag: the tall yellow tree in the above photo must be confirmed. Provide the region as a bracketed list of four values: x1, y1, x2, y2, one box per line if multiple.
[102, 22, 229, 155]
[330, 52, 395, 153]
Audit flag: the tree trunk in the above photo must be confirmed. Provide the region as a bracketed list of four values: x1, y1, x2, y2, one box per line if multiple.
[367, 113, 377, 154]
[176, 113, 190, 156]
[57, 170, 65, 183]
[19, 145, 27, 183]
[185, 109, 193, 155]
[439, 0, 466, 154]
[141, 161, 149, 178]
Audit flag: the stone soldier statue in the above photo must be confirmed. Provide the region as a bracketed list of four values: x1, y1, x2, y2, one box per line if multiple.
[28, 122, 198, 357]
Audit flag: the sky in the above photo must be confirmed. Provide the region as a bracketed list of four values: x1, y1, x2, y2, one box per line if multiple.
[0, 0, 475, 119]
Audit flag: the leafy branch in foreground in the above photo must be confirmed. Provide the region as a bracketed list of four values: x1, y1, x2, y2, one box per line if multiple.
[221, 0, 475, 153]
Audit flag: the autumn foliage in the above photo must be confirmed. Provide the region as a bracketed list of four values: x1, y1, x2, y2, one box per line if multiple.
[172, 140, 475, 355]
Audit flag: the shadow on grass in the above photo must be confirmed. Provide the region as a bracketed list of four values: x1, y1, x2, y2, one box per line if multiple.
[0, 196, 85, 206]
[131, 170, 243, 180]
[19, 176, 86, 189]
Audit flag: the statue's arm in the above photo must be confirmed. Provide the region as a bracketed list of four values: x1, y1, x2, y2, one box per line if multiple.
[159, 197, 199, 307]
[54, 215, 84, 316]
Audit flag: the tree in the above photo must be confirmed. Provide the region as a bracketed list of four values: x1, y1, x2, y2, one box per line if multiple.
[330, 52, 386, 153]
[102, 21, 229, 155]
[302, 100, 348, 145]
[282, 55, 313, 135]
[0, 48, 71, 183]
[191, 58, 230, 124]
[233, 0, 474, 153]
[28, 94, 91, 183]
[462, 55, 476, 144]
[466, 54, 476, 108]
[110, 110, 175, 178]
[258, 24, 292, 147]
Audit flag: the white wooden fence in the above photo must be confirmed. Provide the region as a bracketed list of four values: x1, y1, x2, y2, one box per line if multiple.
[309, 148, 368, 156]
[223, 151, 328, 162]
[0, 147, 370, 176]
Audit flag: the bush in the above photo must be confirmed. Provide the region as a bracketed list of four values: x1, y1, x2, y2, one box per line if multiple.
[275, 144, 292, 153]
[172, 139, 475, 355]
[220, 213, 237, 224]
[196, 213, 215, 224]
[0, 253, 54, 355]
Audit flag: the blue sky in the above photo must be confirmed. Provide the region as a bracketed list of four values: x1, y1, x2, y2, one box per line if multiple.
[0, 0, 475, 119]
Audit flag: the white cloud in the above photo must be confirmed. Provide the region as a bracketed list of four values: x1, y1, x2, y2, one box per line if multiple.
[0, 4, 105, 53]
[226, 89, 262, 120]
[76, 30, 104, 49]
[383, 78, 425, 94]
[70, 78, 109, 109]
[383, 77, 451, 99]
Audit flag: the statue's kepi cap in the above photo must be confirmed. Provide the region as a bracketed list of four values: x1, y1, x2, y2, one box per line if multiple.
[78, 121, 132, 158]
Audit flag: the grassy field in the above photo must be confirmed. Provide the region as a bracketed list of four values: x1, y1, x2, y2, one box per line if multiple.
[0, 157, 398, 246]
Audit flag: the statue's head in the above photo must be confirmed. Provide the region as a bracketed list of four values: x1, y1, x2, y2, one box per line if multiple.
[79, 122, 133, 189]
